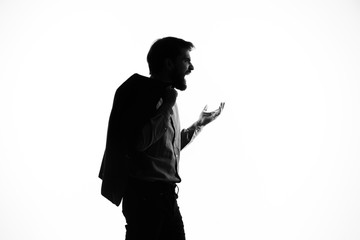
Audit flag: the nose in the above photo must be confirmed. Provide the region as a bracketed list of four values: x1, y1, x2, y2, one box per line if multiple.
[189, 63, 194, 71]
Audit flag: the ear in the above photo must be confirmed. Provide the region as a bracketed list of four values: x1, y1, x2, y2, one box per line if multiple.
[164, 58, 174, 71]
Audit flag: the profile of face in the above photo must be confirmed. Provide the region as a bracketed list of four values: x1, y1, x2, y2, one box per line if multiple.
[169, 49, 194, 91]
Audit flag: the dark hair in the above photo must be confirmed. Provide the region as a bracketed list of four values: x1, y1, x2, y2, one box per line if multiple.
[147, 37, 194, 76]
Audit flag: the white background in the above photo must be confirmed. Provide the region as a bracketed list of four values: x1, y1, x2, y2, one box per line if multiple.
[1, 0, 360, 239]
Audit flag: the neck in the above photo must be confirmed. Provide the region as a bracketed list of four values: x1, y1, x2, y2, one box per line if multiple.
[151, 74, 173, 88]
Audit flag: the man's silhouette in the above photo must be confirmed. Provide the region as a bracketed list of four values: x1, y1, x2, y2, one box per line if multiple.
[99, 37, 224, 240]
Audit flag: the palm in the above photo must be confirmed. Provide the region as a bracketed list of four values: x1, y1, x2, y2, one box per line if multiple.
[198, 102, 225, 126]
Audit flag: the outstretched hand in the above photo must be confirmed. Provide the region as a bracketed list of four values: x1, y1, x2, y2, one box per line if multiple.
[197, 102, 225, 127]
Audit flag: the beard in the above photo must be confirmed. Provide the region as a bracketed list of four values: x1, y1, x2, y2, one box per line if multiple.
[171, 71, 187, 91]
[173, 77, 187, 91]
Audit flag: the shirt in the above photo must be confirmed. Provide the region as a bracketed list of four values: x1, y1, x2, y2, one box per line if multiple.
[131, 100, 202, 183]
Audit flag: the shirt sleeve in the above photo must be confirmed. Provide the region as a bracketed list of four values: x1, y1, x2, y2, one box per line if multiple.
[180, 121, 203, 150]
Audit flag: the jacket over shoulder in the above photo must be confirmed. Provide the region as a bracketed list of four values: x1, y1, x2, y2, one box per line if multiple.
[99, 74, 165, 206]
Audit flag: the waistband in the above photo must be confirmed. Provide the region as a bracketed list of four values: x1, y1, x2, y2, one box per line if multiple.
[127, 177, 179, 196]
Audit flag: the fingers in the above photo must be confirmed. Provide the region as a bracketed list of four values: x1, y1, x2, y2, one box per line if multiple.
[203, 105, 208, 112]
[212, 102, 225, 118]
[219, 102, 225, 111]
[163, 87, 178, 106]
[216, 102, 225, 115]
[202, 102, 225, 116]
[215, 102, 225, 113]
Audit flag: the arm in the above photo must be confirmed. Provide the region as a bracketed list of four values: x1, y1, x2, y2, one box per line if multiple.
[135, 87, 178, 152]
[181, 121, 203, 149]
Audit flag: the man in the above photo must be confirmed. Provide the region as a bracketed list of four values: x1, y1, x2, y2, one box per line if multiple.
[99, 37, 224, 240]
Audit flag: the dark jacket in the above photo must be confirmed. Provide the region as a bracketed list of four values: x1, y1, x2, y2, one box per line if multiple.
[99, 74, 166, 206]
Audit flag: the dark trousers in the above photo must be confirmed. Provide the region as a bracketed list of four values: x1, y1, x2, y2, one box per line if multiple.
[122, 179, 186, 240]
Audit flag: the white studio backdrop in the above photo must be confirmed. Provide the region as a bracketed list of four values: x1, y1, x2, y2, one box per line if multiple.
[1, 0, 360, 239]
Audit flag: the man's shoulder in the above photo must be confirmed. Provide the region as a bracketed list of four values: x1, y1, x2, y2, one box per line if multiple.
[128, 73, 150, 83]
[114, 73, 163, 106]
[117, 74, 159, 92]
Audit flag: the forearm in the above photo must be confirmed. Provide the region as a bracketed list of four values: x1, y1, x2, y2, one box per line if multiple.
[181, 120, 203, 149]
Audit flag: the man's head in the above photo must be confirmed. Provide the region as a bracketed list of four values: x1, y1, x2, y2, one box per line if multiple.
[147, 37, 194, 90]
